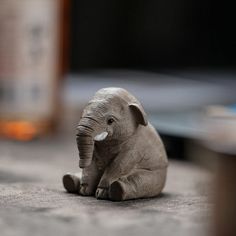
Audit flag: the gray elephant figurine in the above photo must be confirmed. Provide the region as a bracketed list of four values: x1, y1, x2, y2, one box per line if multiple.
[63, 87, 168, 201]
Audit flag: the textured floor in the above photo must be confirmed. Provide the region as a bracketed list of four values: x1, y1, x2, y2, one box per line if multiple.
[0, 139, 212, 236]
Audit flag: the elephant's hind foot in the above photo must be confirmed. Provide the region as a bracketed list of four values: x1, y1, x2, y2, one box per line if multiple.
[62, 173, 80, 193]
[109, 181, 126, 201]
[109, 169, 167, 201]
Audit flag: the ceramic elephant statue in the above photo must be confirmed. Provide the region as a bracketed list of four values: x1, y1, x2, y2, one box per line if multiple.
[63, 87, 168, 201]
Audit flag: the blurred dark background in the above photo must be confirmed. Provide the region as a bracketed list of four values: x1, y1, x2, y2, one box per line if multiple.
[69, 0, 236, 71]
[62, 0, 236, 161]
[1, 0, 236, 155]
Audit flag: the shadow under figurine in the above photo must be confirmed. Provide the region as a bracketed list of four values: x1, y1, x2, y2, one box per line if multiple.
[63, 87, 168, 201]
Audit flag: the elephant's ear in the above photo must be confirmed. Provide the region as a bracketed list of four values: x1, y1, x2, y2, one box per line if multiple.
[129, 103, 148, 126]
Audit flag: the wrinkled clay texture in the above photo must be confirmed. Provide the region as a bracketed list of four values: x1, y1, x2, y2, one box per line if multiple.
[63, 88, 168, 201]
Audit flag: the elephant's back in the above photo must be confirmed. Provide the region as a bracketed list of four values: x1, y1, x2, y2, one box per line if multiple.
[136, 123, 168, 170]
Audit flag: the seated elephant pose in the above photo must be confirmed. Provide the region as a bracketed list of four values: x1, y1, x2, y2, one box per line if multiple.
[63, 87, 168, 201]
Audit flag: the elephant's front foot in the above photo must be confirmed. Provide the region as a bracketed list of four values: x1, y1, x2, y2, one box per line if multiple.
[63, 173, 95, 196]
[63, 173, 80, 193]
[96, 177, 126, 200]
[79, 183, 96, 196]
[95, 187, 109, 199]
[95, 180, 125, 201]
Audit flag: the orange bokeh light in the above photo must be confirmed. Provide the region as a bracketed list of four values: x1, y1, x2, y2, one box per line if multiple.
[0, 121, 38, 141]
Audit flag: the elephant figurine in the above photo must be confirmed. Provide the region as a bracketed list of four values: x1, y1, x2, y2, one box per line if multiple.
[63, 87, 168, 201]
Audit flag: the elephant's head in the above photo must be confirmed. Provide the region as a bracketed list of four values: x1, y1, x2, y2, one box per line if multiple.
[76, 87, 148, 168]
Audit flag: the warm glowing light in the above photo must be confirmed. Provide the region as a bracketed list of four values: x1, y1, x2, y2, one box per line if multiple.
[0, 121, 38, 141]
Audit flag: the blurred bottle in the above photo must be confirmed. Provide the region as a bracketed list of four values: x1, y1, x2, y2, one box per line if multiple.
[0, 0, 70, 141]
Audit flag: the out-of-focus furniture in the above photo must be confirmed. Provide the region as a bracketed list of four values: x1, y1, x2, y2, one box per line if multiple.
[204, 107, 236, 236]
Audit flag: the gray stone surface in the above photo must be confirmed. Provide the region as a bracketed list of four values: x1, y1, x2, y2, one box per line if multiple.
[0, 139, 212, 236]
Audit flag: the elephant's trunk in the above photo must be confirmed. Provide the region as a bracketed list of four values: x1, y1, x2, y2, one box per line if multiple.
[76, 116, 101, 168]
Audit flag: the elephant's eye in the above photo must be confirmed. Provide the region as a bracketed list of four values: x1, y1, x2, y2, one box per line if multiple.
[107, 118, 114, 125]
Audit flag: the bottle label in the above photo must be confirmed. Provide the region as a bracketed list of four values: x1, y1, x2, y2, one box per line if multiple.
[0, 0, 59, 120]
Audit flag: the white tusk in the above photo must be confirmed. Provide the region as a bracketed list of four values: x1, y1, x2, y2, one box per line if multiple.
[94, 132, 108, 141]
